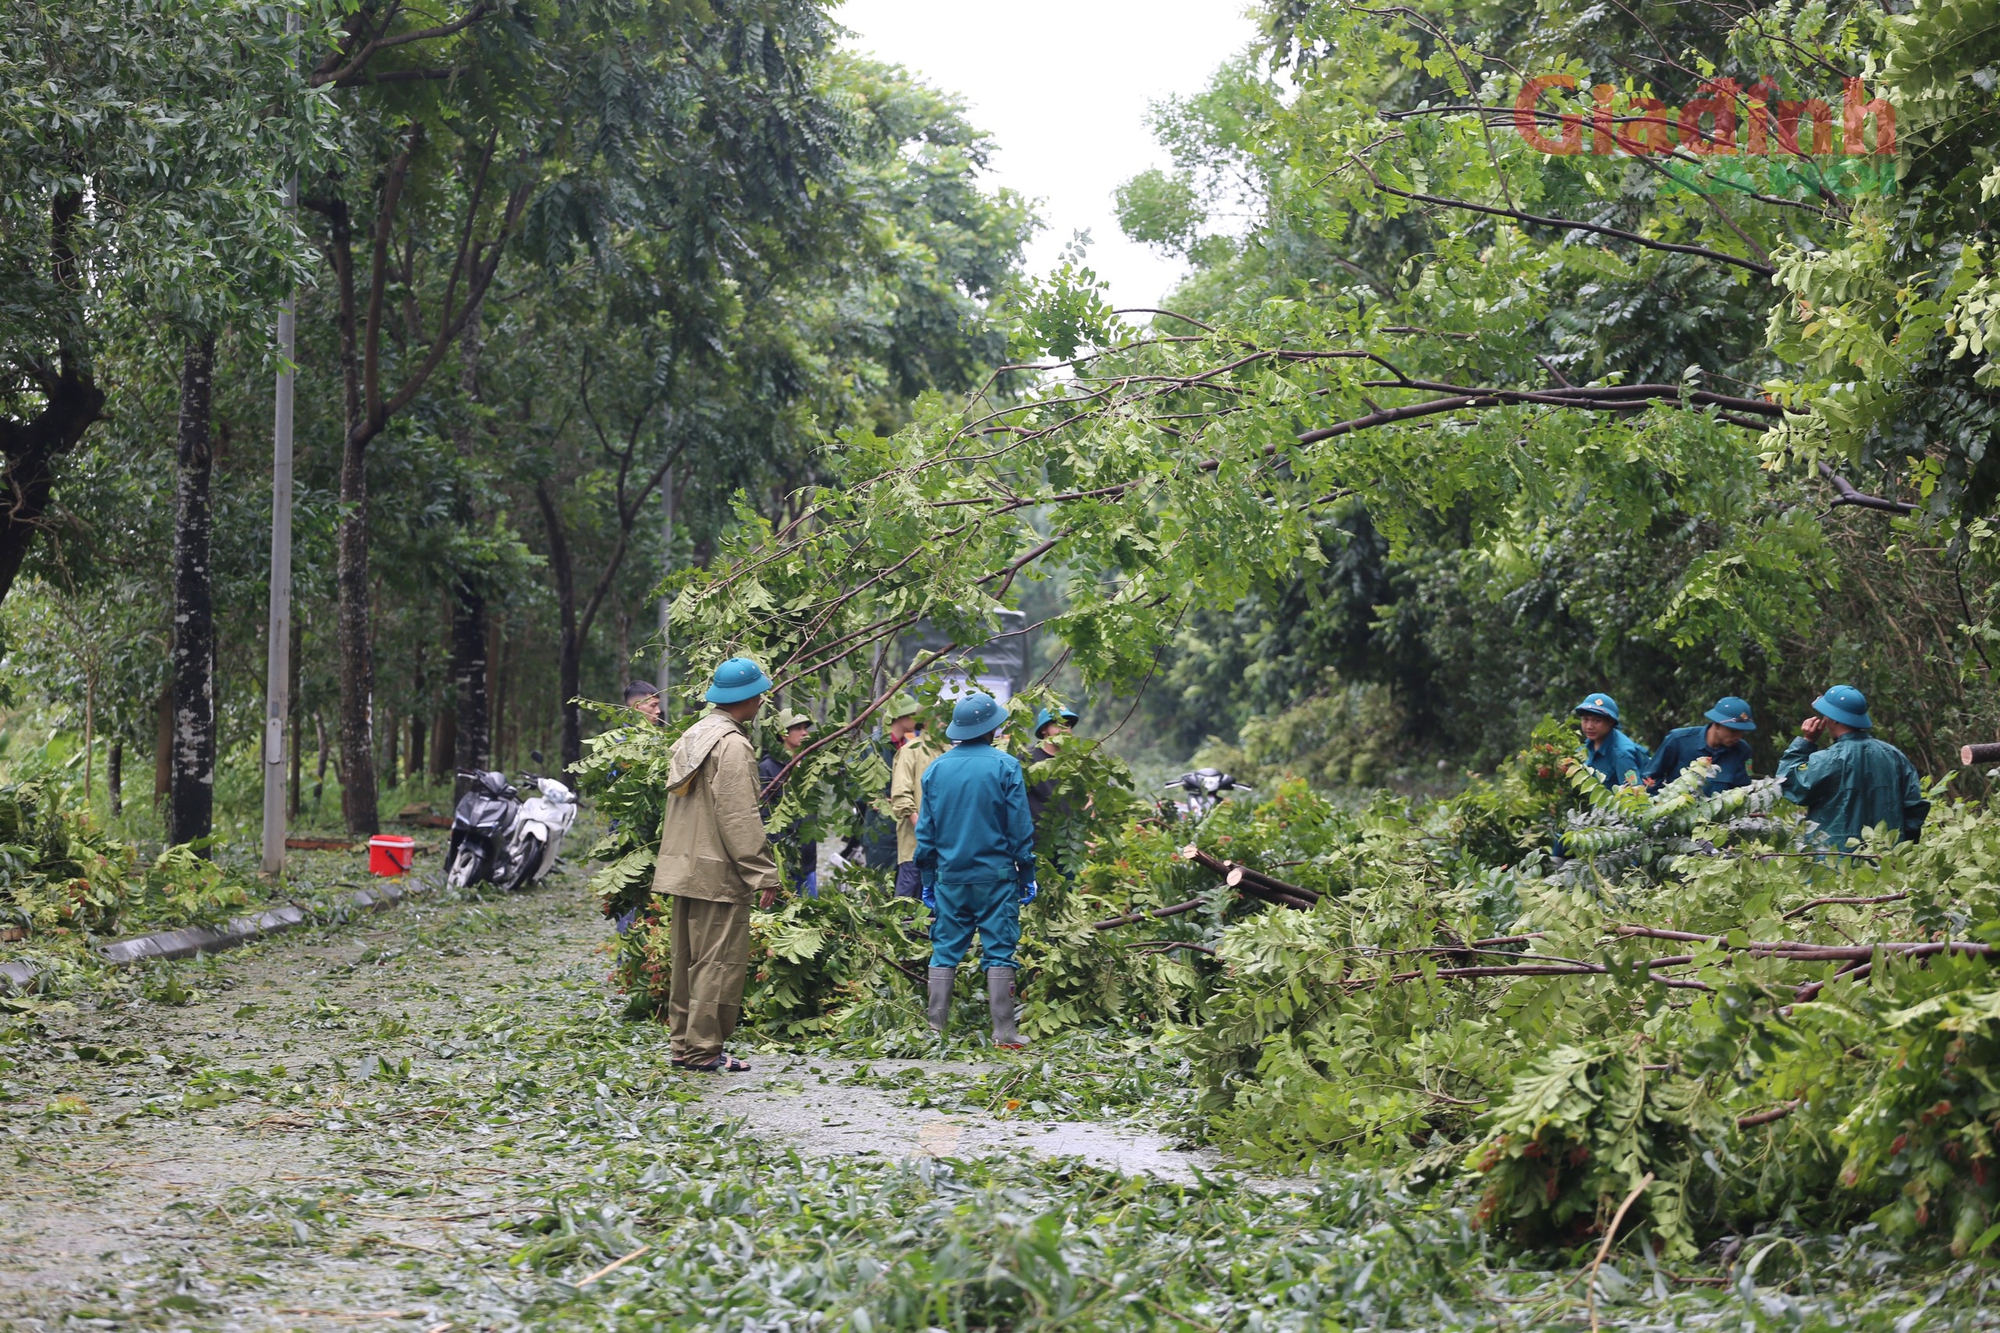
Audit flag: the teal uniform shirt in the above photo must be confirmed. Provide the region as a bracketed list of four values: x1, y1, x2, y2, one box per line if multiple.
[913, 741, 1037, 893]
[1777, 732, 1929, 850]
[1642, 725, 1752, 795]
[1581, 728, 1650, 787]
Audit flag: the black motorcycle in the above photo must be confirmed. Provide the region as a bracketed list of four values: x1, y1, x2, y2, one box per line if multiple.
[1164, 767, 1253, 821]
[445, 770, 520, 889]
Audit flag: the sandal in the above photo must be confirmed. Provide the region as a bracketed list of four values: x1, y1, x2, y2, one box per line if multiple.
[685, 1053, 752, 1073]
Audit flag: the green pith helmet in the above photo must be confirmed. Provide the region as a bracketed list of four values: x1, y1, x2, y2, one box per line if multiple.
[886, 694, 922, 722]
[776, 709, 812, 731]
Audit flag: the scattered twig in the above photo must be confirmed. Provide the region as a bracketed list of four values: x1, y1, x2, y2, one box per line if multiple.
[576, 1244, 651, 1287]
[1092, 898, 1204, 930]
[1736, 1099, 1802, 1129]
[1781, 893, 1907, 920]
[1588, 1173, 1655, 1333]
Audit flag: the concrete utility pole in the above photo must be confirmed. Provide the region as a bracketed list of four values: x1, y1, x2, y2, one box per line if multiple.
[260, 186, 297, 876]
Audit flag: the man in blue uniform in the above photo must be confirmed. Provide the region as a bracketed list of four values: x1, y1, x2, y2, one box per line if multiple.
[913, 692, 1037, 1048]
[1642, 696, 1756, 795]
[1777, 684, 1929, 852]
[1574, 692, 1650, 787]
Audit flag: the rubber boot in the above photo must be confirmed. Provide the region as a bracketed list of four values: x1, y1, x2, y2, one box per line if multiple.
[926, 966, 955, 1034]
[988, 968, 1024, 1048]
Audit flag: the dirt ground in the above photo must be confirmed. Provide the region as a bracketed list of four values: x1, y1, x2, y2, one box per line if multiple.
[0, 873, 1227, 1331]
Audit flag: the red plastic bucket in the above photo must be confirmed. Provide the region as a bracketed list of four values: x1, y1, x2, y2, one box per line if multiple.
[367, 834, 416, 876]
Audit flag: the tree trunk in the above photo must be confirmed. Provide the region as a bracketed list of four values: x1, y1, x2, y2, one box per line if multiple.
[334, 415, 379, 833]
[409, 646, 427, 781]
[488, 613, 504, 769]
[447, 290, 488, 799]
[107, 740, 123, 818]
[154, 686, 171, 805]
[323, 177, 379, 837]
[384, 717, 398, 790]
[0, 191, 106, 606]
[534, 480, 582, 769]
[614, 607, 630, 688]
[312, 712, 329, 814]
[451, 576, 489, 797]
[168, 332, 217, 849]
[433, 700, 453, 781]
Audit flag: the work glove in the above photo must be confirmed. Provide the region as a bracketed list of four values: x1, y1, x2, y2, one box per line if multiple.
[1018, 880, 1039, 905]
[920, 880, 936, 911]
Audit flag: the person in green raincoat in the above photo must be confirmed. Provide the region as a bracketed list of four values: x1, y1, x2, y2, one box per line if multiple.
[1777, 684, 1929, 852]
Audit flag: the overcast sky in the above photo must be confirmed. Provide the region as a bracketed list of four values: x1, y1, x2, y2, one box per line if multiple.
[834, 0, 1262, 312]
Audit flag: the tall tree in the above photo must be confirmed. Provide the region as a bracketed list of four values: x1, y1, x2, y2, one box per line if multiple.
[515, 54, 1035, 766]
[301, 0, 841, 832]
[0, 0, 313, 604]
[167, 333, 217, 846]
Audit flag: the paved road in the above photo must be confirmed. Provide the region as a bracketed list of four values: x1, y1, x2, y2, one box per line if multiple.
[0, 875, 1226, 1330]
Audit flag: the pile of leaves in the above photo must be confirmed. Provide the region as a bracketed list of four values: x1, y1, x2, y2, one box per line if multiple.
[1, 776, 261, 995]
[0, 777, 135, 939]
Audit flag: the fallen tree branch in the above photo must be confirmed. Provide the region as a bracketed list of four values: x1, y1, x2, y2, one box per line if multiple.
[1818, 462, 1916, 514]
[1355, 156, 1776, 277]
[1093, 898, 1205, 930]
[1615, 925, 1991, 962]
[1792, 960, 1872, 1004]
[1781, 893, 1908, 920]
[1347, 962, 1714, 992]
[1735, 1099, 1802, 1129]
[1180, 846, 1322, 905]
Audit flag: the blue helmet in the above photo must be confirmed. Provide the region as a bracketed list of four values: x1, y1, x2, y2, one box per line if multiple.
[1574, 692, 1619, 722]
[1703, 696, 1757, 732]
[1812, 684, 1873, 730]
[1034, 704, 1080, 736]
[946, 691, 1006, 740]
[704, 656, 773, 704]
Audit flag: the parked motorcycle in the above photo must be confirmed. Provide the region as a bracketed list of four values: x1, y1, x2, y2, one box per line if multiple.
[503, 760, 578, 891]
[446, 770, 519, 890]
[1163, 767, 1252, 821]
[444, 757, 579, 892]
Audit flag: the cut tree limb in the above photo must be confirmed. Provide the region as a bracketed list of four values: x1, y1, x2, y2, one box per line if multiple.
[1819, 462, 1916, 514]
[1180, 846, 1322, 905]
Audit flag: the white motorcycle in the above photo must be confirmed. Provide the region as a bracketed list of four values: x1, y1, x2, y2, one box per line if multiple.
[500, 757, 578, 892]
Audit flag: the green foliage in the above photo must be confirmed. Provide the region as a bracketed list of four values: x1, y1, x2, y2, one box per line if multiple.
[0, 776, 132, 936]
[139, 843, 248, 926]
[1469, 1042, 1719, 1259]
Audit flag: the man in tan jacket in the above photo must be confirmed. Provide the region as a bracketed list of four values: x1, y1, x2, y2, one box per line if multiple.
[887, 695, 940, 899]
[652, 657, 782, 1072]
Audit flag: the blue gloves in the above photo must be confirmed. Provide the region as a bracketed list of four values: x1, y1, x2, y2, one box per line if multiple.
[1018, 880, 1039, 905]
[920, 880, 936, 910]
